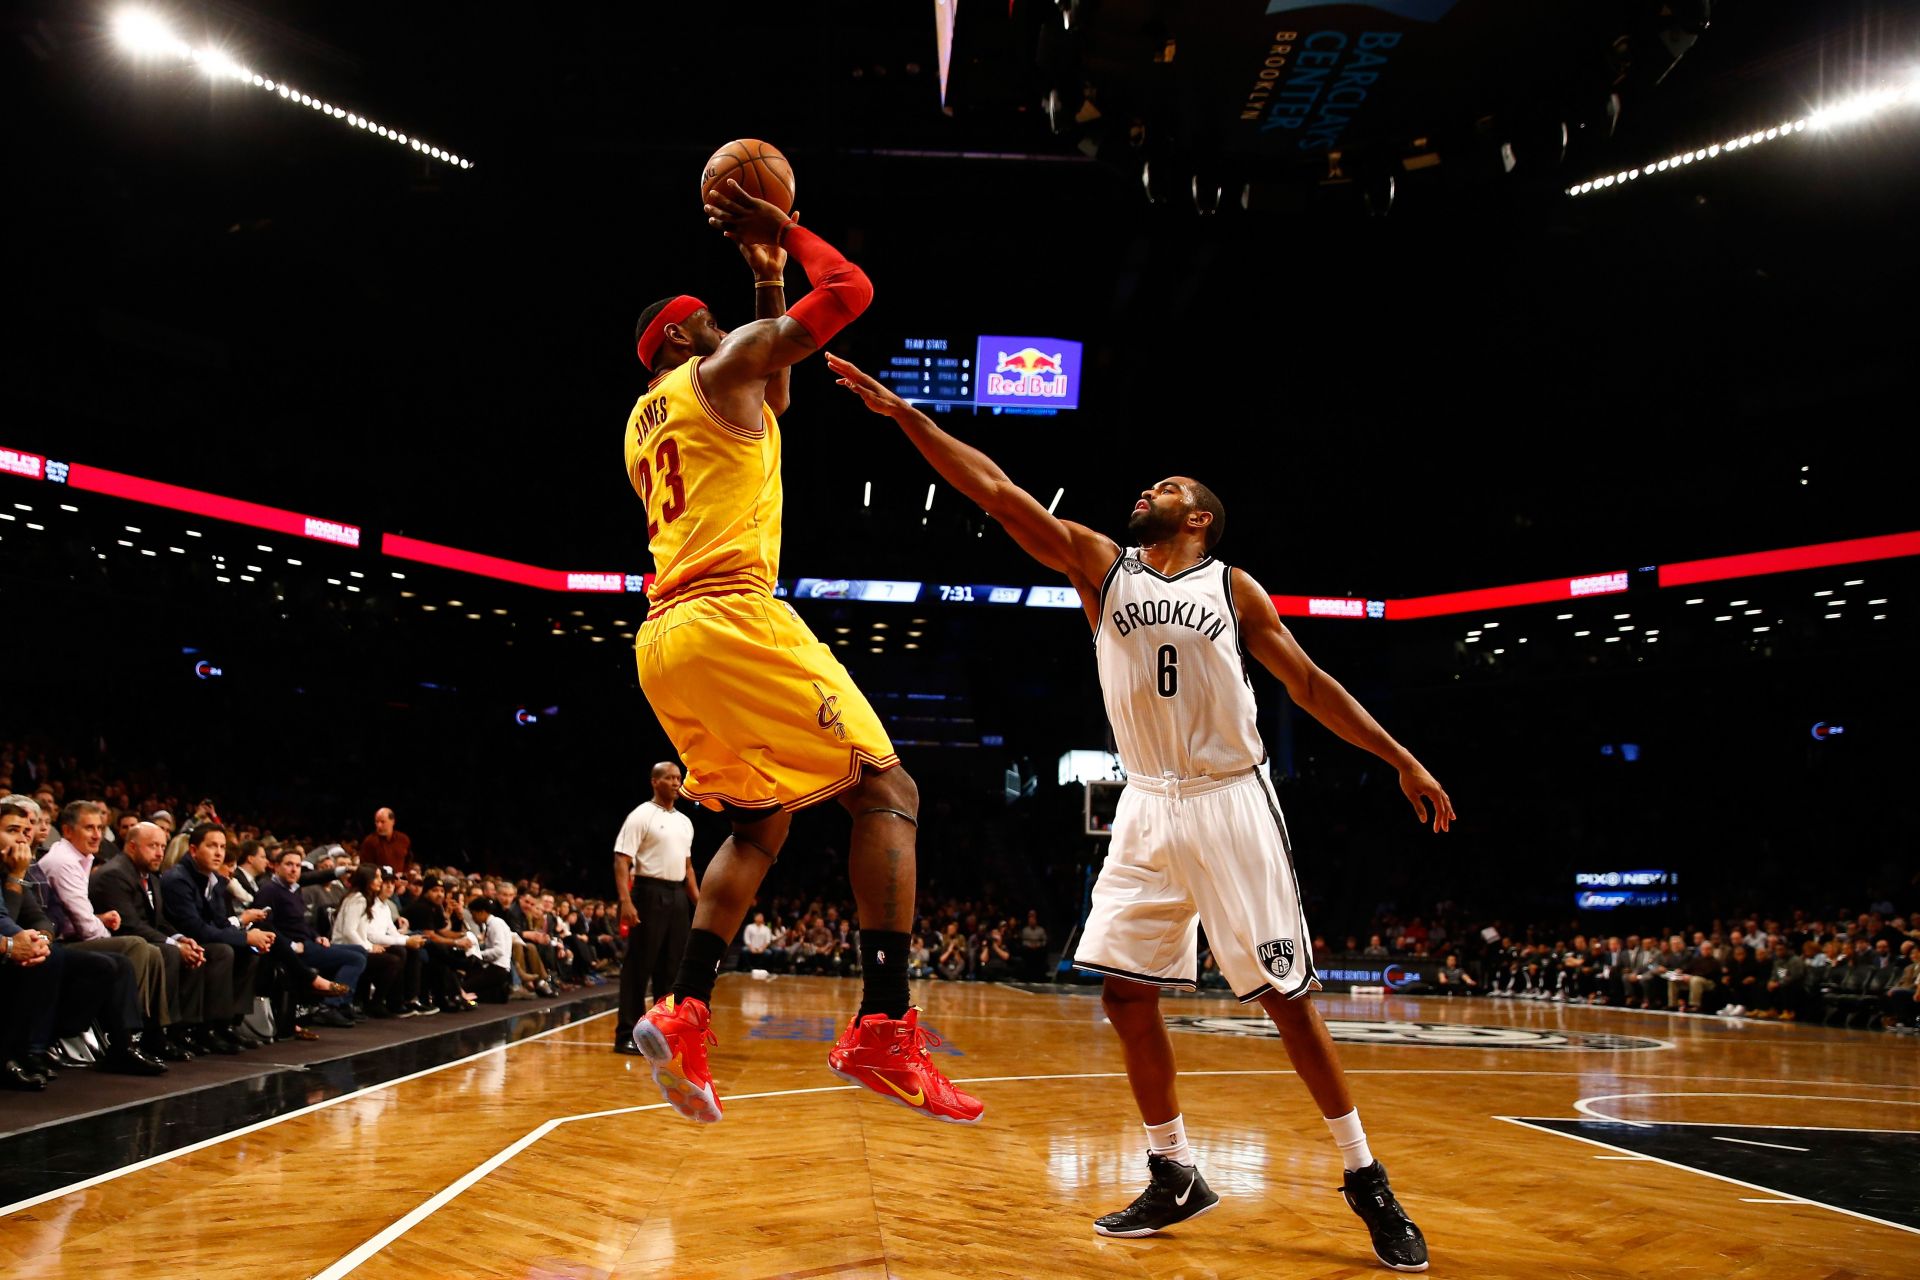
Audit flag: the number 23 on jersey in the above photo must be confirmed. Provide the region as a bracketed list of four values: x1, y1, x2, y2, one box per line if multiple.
[635, 436, 687, 539]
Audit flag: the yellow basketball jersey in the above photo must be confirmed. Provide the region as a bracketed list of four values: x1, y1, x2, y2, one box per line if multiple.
[624, 357, 783, 606]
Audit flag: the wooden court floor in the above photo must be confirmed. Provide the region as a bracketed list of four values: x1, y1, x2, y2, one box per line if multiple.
[3, 977, 1916, 1279]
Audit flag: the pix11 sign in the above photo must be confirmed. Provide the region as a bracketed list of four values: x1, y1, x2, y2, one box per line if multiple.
[974, 336, 1082, 409]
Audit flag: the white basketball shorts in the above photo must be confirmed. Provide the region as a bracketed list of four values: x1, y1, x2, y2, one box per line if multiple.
[1072, 766, 1320, 1002]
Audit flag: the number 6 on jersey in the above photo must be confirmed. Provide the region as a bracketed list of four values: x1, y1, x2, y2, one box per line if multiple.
[1157, 644, 1178, 698]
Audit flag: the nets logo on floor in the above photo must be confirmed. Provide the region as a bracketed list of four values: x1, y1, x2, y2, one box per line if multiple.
[976, 336, 1082, 409]
[1164, 1017, 1668, 1051]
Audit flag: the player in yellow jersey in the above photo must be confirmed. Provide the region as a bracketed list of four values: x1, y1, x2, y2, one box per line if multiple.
[619, 180, 982, 1127]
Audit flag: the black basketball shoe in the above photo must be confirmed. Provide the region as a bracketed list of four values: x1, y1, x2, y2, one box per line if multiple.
[1341, 1160, 1428, 1272]
[1092, 1154, 1220, 1237]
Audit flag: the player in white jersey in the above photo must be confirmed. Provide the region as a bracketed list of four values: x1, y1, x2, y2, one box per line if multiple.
[828, 354, 1455, 1273]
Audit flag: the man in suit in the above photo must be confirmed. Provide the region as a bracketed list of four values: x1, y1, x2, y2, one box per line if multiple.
[1, 799, 165, 1082]
[1592, 935, 1628, 1005]
[93, 821, 241, 1058]
[160, 823, 275, 1049]
[0, 883, 57, 1089]
[232, 838, 271, 906]
[256, 844, 365, 1028]
[33, 800, 170, 1029]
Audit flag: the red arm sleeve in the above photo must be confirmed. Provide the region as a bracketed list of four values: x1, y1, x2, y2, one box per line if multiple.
[781, 222, 874, 348]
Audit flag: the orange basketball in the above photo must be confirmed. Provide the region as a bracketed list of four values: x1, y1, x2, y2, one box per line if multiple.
[700, 138, 796, 214]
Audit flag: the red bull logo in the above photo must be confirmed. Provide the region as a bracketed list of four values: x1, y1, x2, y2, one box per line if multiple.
[988, 346, 1071, 399]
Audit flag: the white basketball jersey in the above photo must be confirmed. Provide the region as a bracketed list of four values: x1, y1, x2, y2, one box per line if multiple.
[1093, 548, 1265, 780]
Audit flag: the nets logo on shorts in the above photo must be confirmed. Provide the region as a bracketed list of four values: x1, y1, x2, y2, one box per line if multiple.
[1257, 939, 1296, 981]
[1164, 1016, 1670, 1052]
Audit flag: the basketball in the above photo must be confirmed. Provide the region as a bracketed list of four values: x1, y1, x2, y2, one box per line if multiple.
[700, 138, 795, 213]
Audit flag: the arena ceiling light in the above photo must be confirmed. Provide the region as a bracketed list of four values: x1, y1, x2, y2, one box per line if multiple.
[1565, 72, 1920, 199]
[110, 8, 473, 170]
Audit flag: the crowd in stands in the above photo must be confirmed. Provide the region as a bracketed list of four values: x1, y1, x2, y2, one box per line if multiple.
[722, 883, 1918, 1040]
[0, 746, 638, 1094]
[735, 893, 1054, 984]
[6, 735, 1912, 1107]
[1318, 908, 1920, 1033]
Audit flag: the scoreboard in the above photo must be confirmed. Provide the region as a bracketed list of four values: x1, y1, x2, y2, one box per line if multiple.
[874, 334, 1084, 414]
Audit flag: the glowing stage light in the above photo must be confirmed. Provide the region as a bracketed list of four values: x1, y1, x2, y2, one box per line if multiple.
[1567, 75, 1919, 198]
[109, 8, 473, 170]
[113, 9, 189, 58]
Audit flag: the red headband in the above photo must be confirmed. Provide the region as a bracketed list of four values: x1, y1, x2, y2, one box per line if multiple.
[636, 295, 707, 369]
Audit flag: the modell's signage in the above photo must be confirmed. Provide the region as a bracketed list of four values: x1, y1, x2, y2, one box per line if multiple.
[0, 448, 45, 480]
[302, 516, 361, 547]
[565, 572, 624, 593]
[1568, 571, 1628, 597]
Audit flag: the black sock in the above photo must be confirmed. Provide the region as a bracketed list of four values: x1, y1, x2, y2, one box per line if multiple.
[857, 930, 912, 1020]
[670, 928, 729, 1006]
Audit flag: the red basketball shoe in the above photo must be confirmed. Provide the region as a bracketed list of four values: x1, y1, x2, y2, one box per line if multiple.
[827, 1008, 984, 1124]
[632, 995, 722, 1124]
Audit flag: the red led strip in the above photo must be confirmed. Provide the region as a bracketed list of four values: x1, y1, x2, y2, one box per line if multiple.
[7, 446, 1915, 607]
[1384, 570, 1630, 621]
[380, 534, 627, 592]
[1658, 531, 1920, 588]
[67, 463, 361, 547]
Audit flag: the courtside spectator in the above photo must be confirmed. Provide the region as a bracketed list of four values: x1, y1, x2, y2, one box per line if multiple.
[161, 824, 277, 1046]
[742, 911, 781, 971]
[936, 922, 967, 980]
[359, 806, 412, 876]
[254, 845, 363, 1032]
[90, 820, 238, 1059]
[403, 877, 478, 1011]
[1434, 954, 1478, 996]
[0, 803, 164, 1080]
[34, 800, 171, 1033]
[1020, 910, 1050, 980]
[466, 896, 514, 1003]
[330, 864, 413, 1017]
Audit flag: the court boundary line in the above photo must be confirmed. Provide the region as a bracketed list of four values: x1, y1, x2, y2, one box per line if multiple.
[11, 1053, 1917, 1227]
[0, 1007, 615, 1221]
[1573, 1090, 1920, 1128]
[309, 1083, 856, 1280]
[307, 1067, 1920, 1277]
[1495, 1114, 1920, 1238]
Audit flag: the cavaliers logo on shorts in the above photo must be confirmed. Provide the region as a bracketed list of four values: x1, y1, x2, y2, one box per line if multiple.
[1259, 939, 1296, 981]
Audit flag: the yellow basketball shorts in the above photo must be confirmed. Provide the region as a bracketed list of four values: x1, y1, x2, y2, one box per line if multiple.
[636, 590, 899, 813]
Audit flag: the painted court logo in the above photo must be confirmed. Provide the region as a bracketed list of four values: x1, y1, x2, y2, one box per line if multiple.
[1164, 1017, 1668, 1052]
[1257, 938, 1296, 980]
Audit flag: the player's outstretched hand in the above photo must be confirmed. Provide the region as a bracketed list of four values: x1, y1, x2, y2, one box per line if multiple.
[825, 352, 908, 417]
[1399, 765, 1456, 833]
[705, 178, 794, 247]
